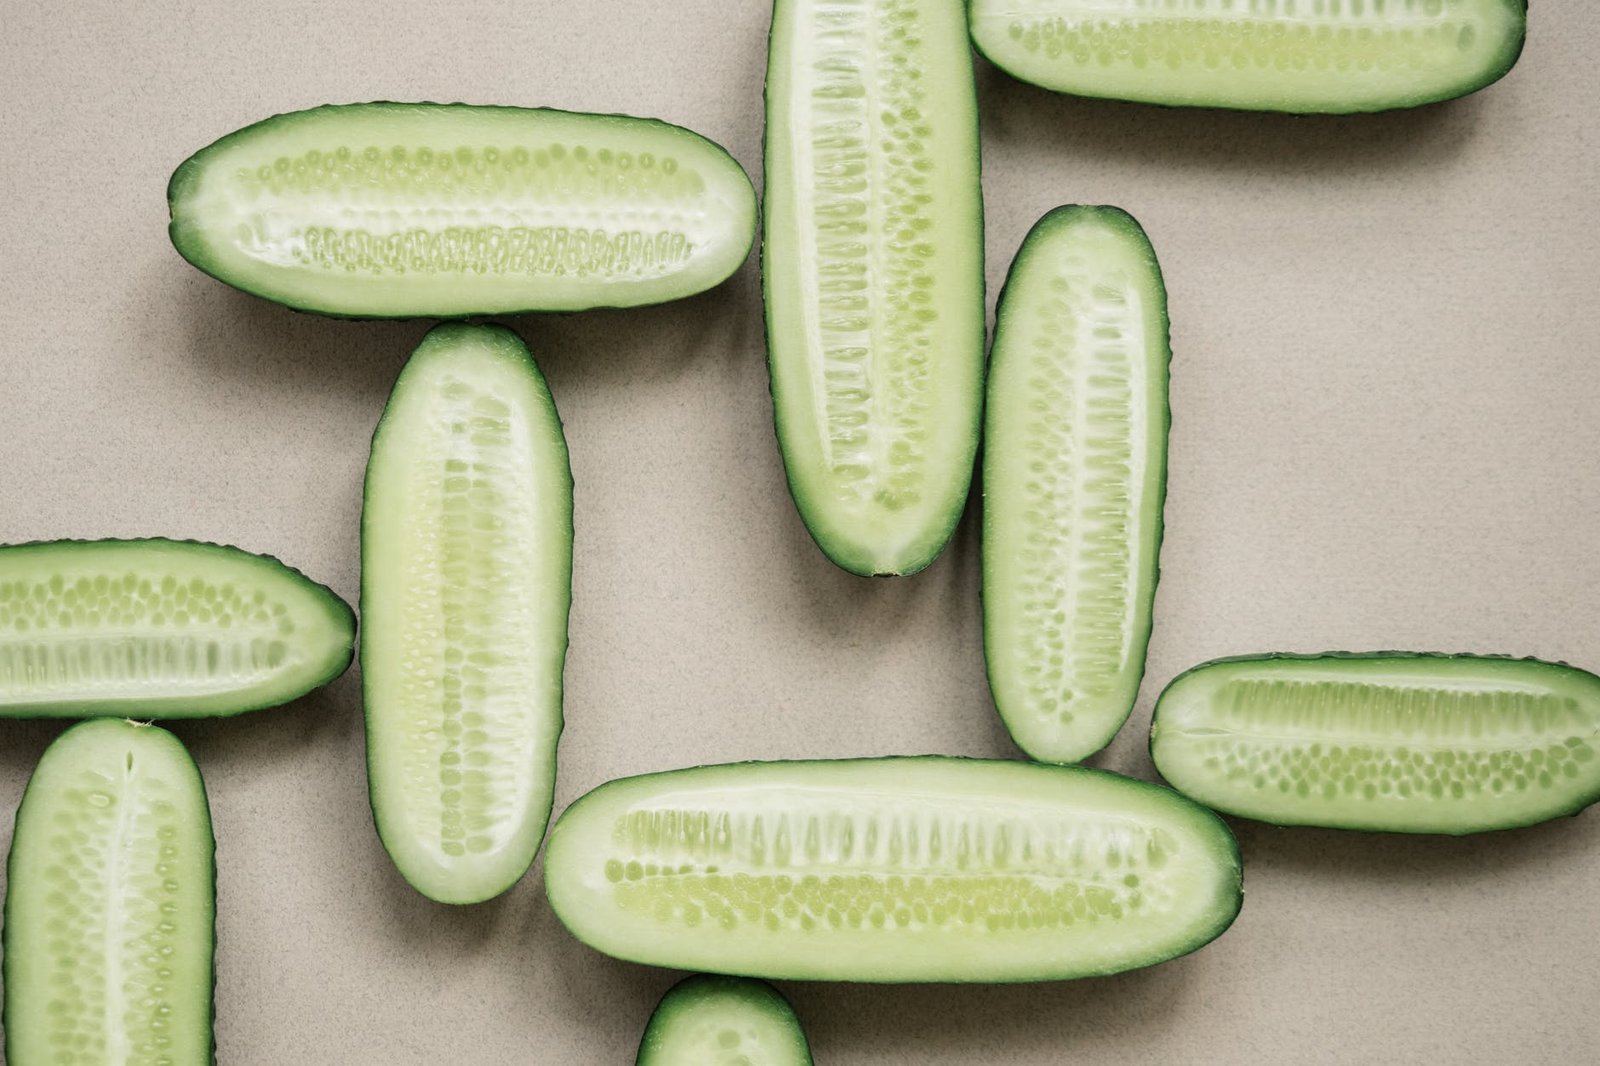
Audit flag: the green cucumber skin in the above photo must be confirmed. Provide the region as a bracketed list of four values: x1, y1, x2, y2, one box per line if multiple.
[637, 975, 814, 1066]
[981, 205, 1170, 765]
[546, 756, 1243, 983]
[0, 538, 355, 719]
[168, 102, 758, 320]
[762, 0, 987, 578]
[3, 720, 217, 1066]
[1150, 652, 1600, 835]
[361, 323, 574, 904]
[968, 0, 1528, 115]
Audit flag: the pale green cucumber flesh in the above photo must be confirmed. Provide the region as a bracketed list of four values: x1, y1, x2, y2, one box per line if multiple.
[4, 720, 214, 1066]
[1151, 653, 1600, 833]
[0, 539, 354, 718]
[982, 206, 1169, 765]
[362, 323, 572, 904]
[169, 103, 758, 318]
[968, 0, 1528, 113]
[545, 758, 1241, 982]
[637, 975, 813, 1066]
[764, 0, 986, 576]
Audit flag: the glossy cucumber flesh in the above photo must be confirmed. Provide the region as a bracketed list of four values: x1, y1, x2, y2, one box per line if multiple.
[546, 758, 1241, 982]
[1151, 654, 1600, 833]
[968, 0, 1528, 113]
[362, 324, 572, 904]
[637, 975, 813, 1066]
[764, 0, 986, 575]
[983, 206, 1169, 764]
[169, 103, 758, 317]
[4, 720, 214, 1066]
[0, 539, 354, 717]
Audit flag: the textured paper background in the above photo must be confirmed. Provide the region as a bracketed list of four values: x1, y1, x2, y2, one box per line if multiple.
[2, 2, 1597, 1063]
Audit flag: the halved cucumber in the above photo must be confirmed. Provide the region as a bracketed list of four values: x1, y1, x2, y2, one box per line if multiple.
[362, 324, 572, 904]
[763, 0, 986, 576]
[0, 538, 354, 717]
[1151, 653, 1600, 834]
[545, 757, 1241, 982]
[983, 206, 1169, 765]
[169, 103, 757, 317]
[968, 0, 1528, 113]
[5, 720, 214, 1066]
[637, 975, 813, 1066]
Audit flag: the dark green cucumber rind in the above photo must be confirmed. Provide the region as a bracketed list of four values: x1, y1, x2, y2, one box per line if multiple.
[1148, 650, 1600, 835]
[547, 756, 1243, 983]
[360, 323, 574, 904]
[168, 101, 758, 320]
[636, 975, 814, 1066]
[968, 1, 1528, 115]
[0, 537, 355, 718]
[3, 720, 218, 1066]
[981, 205, 1171, 763]
[761, 0, 987, 578]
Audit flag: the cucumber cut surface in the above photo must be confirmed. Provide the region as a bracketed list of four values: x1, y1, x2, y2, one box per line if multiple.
[545, 758, 1241, 982]
[1151, 653, 1600, 834]
[764, 0, 986, 575]
[968, 0, 1528, 113]
[637, 975, 813, 1066]
[0, 538, 354, 718]
[5, 720, 214, 1066]
[362, 324, 572, 904]
[169, 102, 758, 317]
[983, 206, 1169, 765]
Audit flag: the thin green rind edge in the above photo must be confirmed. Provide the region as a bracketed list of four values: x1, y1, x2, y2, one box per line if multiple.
[760, 0, 988, 578]
[981, 205, 1171, 765]
[359, 322, 574, 905]
[636, 974, 815, 1066]
[546, 755, 1243, 984]
[167, 101, 758, 320]
[1148, 649, 1600, 835]
[3, 719, 218, 1066]
[966, 0, 1529, 115]
[0, 537, 356, 719]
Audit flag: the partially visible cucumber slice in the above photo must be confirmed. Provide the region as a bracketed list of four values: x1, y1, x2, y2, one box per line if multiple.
[968, 0, 1528, 113]
[764, 0, 987, 575]
[362, 324, 572, 904]
[545, 757, 1242, 982]
[0, 538, 354, 718]
[1151, 653, 1600, 834]
[637, 975, 813, 1066]
[982, 206, 1169, 765]
[5, 720, 214, 1066]
[169, 102, 758, 317]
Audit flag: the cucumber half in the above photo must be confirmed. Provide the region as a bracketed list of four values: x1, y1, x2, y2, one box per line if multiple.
[362, 324, 572, 904]
[983, 206, 1169, 765]
[968, 0, 1528, 113]
[0, 538, 354, 718]
[763, 0, 986, 576]
[5, 720, 215, 1066]
[1151, 653, 1600, 834]
[637, 975, 814, 1066]
[169, 102, 758, 318]
[545, 757, 1242, 982]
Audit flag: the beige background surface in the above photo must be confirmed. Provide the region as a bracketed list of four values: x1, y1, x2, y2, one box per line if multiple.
[2, 2, 1598, 1063]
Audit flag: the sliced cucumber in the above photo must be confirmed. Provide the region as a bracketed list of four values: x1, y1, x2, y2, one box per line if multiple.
[362, 324, 572, 904]
[968, 0, 1528, 113]
[763, 0, 986, 575]
[0, 538, 354, 718]
[545, 757, 1241, 982]
[1151, 653, 1600, 834]
[5, 720, 214, 1066]
[983, 206, 1169, 765]
[169, 103, 757, 317]
[637, 975, 813, 1066]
